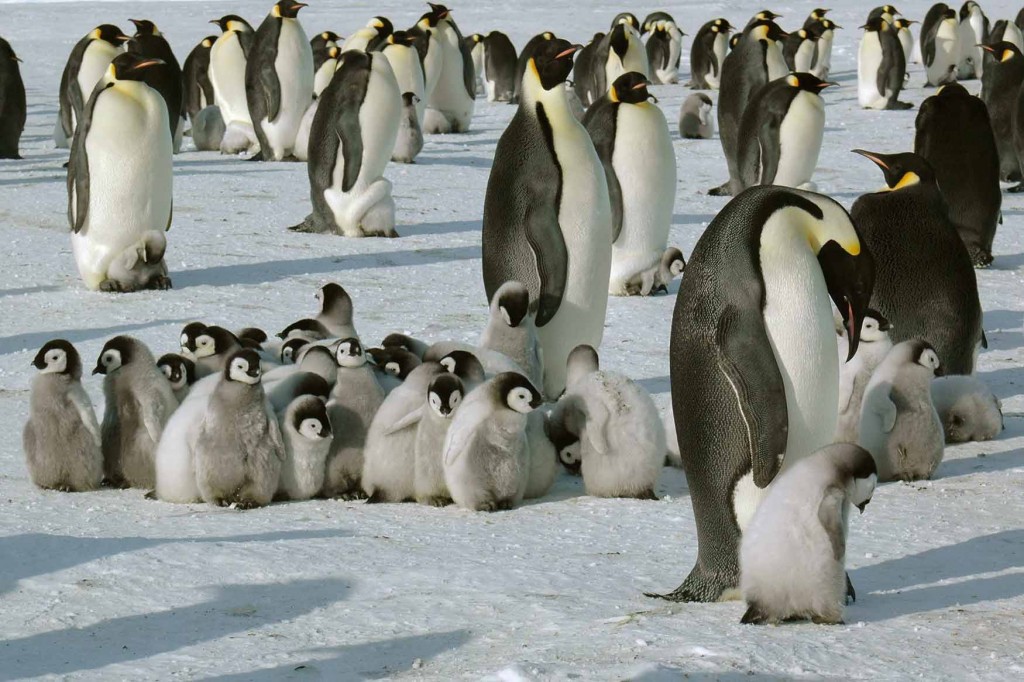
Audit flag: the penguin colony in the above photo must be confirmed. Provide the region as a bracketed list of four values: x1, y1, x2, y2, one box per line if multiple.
[7, 1, 1016, 628]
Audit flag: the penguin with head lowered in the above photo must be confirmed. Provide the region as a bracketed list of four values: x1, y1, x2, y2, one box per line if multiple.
[649, 186, 874, 603]
[851, 149, 984, 375]
[921, 3, 960, 86]
[482, 39, 613, 398]
[127, 19, 184, 152]
[642, 12, 684, 85]
[915, 83, 1001, 266]
[208, 15, 256, 154]
[57, 25, 128, 148]
[981, 42, 1024, 182]
[858, 16, 912, 110]
[687, 18, 732, 90]
[0, 38, 25, 159]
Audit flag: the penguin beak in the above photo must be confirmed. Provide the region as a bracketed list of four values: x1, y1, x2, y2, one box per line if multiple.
[818, 241, 875, 362]
[856, 500, 869, 514]
[134, 58, 166, 71]
[852, 149, 903, 188]
[818, 81, 840, 89]
[92, 362, 105, 375]
[556, 45, 582, 60]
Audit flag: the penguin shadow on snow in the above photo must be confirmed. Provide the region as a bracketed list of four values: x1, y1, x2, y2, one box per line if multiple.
[851, 529, 1024, 623]
[980, 309, 1024, 350]
[204, 630, 472, 681]
[0, 283, 62, 298]
[989, 252, 1024, 271]
[0, 173, 64, 187]
[0, 577, 353, 680]
[410, 153, 493, 168]
[932, 440, 1024, 480]
[398, 219, 480, 236]
[0, 319, 188, 356]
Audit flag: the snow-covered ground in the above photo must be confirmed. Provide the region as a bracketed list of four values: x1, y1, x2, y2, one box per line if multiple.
[1, 0, 1023, 679]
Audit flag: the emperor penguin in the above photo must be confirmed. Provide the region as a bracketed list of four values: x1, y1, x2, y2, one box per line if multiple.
[710, 18, 789, 196]
[479, 32, 518, 102]
[740, 444, 877, 625]
[192, 105, 226, 151]
[688, 19, 732, 90]
[980, 42, 1024, 182]
[277, 394, 332, 501]
[651, 186, 874, 603]
[94, 336, 179, 489]
[868, 5, 900, 24]
[126, 19, 184, 151]
[443, 372, 542, 511]
[342, 16, 393, 53]
[245, 0, 314, 161]
[514, 31, 555, 102]
[312, 45, 339, 98]
[588, 16, 651, 105]
[915, 83, 1001, 266]
[809, 19, 841, 80]
[835, 310, 893, 444]
[208, 14, 257, 154]
[621, 247, 685, 296]
[803, 8, 831, 30]
[894, 18, 917, 63]
[311, 31, 340, 72]
[466, 34, 485, 94]
[583, 73, 677, 297]
[858, 17, 913, 110]
[783, 30, 817, 73]
[183, 36, 217, 123]
[482, 39, 613, 399]
[735, 73, 837, 194]
[988, 18, 1024, 51]
[643, 13, 684, 85]
[291, 50, 400, 237]
[312, 282, 359, 339]
[180, 324, 246, 378]
[24, 340, 103, 492]
[931, 375, 1004, 443]
[679, 92, 714, 139]
[67, 52, 173, 293]
[414, 373, 464, 506]
[379, 30, 427, 122]
[157, 352, 197, 403]
[851, 150, 984, 375]
[194, 350, 285, 508]
[921, 3, 960, 86]
[957, 1, 989, 79]
[859, 340, 945, 482]
[57, 25, 128, 148]
[0, 38, 25, 159]
[416, 3, 476, 134]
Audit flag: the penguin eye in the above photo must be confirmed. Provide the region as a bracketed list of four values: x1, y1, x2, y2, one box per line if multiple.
[429, 393, 442, 411]
[449, 391, 462, 409]
[161, 365, 173, 378]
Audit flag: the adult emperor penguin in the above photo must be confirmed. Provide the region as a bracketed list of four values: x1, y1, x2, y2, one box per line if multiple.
[209, 15, 256, 153]
[583, 73, 676, 297]
[416, 3, 475, 134]
[183, 36, 217, 123]
[0, 38, 25, 159]
[957, 1, 989, 79]
[481, 39, 613, 398]
[245, 0, 314, 161]
[735, 73, 837, 194]
[312, 46, 339, 98]
[915, 83, 1001, 266]
[57, 25, 128, 147]
[688, 19, 732, 89]
[311, 30, 340, 72]
[589, 17, 651, 105]
[379, 30, 427, 121]
[783, 29, 817, 73]
[342, 16, 393, 53]
[479, 32, 518, 102]
[921, 3, 959, 86]
[981, 42, 1024, 182]
[989, 18, 1024, 51]
[851, 150, 984, 375]
[67, 53, 173, 292]
[650, 186, 874, 603]
[291, 50, 400, 237]
[858, 16, 913, 110]
[127, 19, 184, 150]
[809, 19, 841, 80]
[894, 18, 917, 63]
[643, 13, 684, 85]
[466, 34, 485, 93]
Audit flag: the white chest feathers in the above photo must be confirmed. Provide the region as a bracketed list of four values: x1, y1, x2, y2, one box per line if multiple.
[775, 91, 825, 189]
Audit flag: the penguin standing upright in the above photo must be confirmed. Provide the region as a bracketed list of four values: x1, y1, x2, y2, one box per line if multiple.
[57, 25, 128, 147]
[465, 34, 485, 93]
[182, 36, 217, 123]
[981, 42, 1024, 182]
[957, 1, 989, 79]
[246, 0, 314, 161]
[379, 30, 427, 122]
[921, 3, 960, 86]
[643, 12, 684, 85]
[127, 20, 184, 151]
[915, 83, 1001, 266]
[583, 73, 676, 297]
[783, 29, 817, 73]
[688, 19, 732, 90]
[585, 16, 651, 105]
[417, 3, 475, 134]
[209, 15, 256, 154]
[482, 39, 612, 398]
[894, 18, 917, 63]
[311, 30, 340, 72]
[67, 53, 173, 292]
[989, 18, 1024, 51]
[480, 32, 518, 102]
[650, 186, 873, 603]
[858, 17, 913, 110]
[809, 19, 841, 79]
[0, 38, 25, 159]
[342, 17, 393, 53]
[514, 32, 555, 101]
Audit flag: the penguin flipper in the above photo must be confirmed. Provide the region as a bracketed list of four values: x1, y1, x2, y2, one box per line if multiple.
[259, 58, 282, 122]
[384, 407, 423, 436]
[583, 101, 623, 241]
[66, 92, 96, 233]
[875, 391, 898, 432]
[922, 36, 936, 68]
[526, 199, 569, 327]
[817, 485, 847, 562]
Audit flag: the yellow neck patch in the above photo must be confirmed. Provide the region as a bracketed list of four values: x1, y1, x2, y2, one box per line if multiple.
[894, 172, 920, 190]
[609, 86, 620, 102]
[272, 5, 282, 18]
[1003, 49, 1016, 62]
[786, 74, 800, 87]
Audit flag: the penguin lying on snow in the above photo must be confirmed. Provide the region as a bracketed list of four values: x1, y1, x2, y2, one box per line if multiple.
[930, 375, 1004, 443]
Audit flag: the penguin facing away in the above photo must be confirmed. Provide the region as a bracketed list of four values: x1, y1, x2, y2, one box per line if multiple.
[481, 32, 517, 102]
[57, 25, 128, 146]
[0, 38, 26, 159]
[392, 92, 424, 163]
[981, 41, 1024, 183]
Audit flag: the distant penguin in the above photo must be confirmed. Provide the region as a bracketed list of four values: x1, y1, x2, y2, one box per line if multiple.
[893, 18, 917, 63]
[245, 0, 314, 161]
[921, 3, 960, 86]
[859, 340, 946, 481]
[191, 105, 226, 151]
[915, 83, 1001, 266]
[94, 336, 178, 489]
[835, 310, 893, 444]
[679, 92, 714, 138]
[126, 19, 184, 151]
[858, 17, 913, 110]
[312, 45, 339, 98]
[931, 375, 1004, 443]
[57, 25, 128, 147]
[379, 30, 427, 121]
[465, 34, 485, 94]
[392, 92, 424, 163]
[989, 18, 1024, 51]
[479, 31, 517, 102]
[183, 36, 217, 123]
[0, 38, 25, 159]
[736, 73, 837, 194]
[809, 19, 841, 80]
[443, 372, 542, 511]
[688, 19, 732, 89]
[643, 13, 684, 85]
[414, 373, 463, 506]
[740, 444, 876, 625]
[24, 340, 103, 492]
[291, 50, 400, 237]
[514, 31, 555, 102]
[868, 5, 900, 24]
[981, 42, 1024, 182]
[957, 1, 989, 79]
[851, 150, 985, 374]
[157, 352, 197, 403]
[583, 72, 677, 297]
[311, 30, 340, 72]
[416, 3, 475, 134]
[482, 39, 613, 398]
[783, 29, 817, 73]
[479, 281, 543, 390]
[277, 394, 332, 501]
[180, 324, 245, 378]
[584, 16, 651, 106]
[67, 53, 173, 292]
[803, 8, 831, 30]
[208, 14, 257, 154]
[342, 16, 393, 53]
[652, 186, 873, 603]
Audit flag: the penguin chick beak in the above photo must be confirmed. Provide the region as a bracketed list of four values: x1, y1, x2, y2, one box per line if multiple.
[92, 363, 105, 375]
[818, 240, 875, 362]
[856, 500, 869, 514]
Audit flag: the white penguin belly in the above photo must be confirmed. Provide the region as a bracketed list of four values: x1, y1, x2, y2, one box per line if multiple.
[706, 35, 728, 89]
[608, 103, 675, 293]
[858, 34, 886, 109]
[72, 85, 172, 289]
[766, 43, 788, 81]
[259, 19, 313, 159]
[384, 44, 426, 121]
[812, 33, 834, 78]
[898, 30, 914, 64]
[774, 91, 824, 189]
[313, 60, 336, 98]
[423, 24, 474, 132]
[927, 21, 959, 84]
[210, 34, 251, 126]
[77, 42, 120, 111]
[794, 40, 815, 73]
[1005, 22, 1024, 51]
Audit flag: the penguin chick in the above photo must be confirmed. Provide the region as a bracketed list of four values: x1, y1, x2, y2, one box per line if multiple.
[280, 337, 310, 364]
[622, 246, 685, 296]
[277, 394, 333, 501]
[262, 345, 337, 388]
[433, 349, 488, 392]
[157, 352, 197, 403]
[835, 310, 893, 443]
[424, 341, 523, 383]
[392, 92, 424, 163]
[679, 93, 714, 139]
[191, 105, 226, 151]
[316, 282, 359, 339]
[740, 443, 877, 625]
[414, 373, 464, 506]
[930, 375, 1004, 443]
[194, 350, 285, 508]
[267, 372, 331, 414]
[104, 231, 171, 292]
[442, 372, 543, 511]
[366, 346, 423, 394]
[179, 323, 243, 378]
[380, 332, 431, 359]
[479, 281, 543, 390]
[237, 327, 268, 346]
[24, 340, 103, 492]
[277, 318, 333, 342]
[523, 407, 559, 499]
[859, 340, 946, 482]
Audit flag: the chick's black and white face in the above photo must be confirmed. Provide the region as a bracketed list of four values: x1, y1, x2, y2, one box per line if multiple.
[194, 334, 216, 358]
[558, 442, 582, 471]
[506, 386, 537, 414]
[298, 417, 327, 440]
[159, 362, 183, 387]
[37, 347, 68, 375]
[385, 361, 401, 376]
[428, 388, 462, 418]
[851, 473, 877, 513]
[917, 348, 940, 374]
[336, 339, 365, 368]
[99, 349, 123, 373]
[228, 356, 261, 385]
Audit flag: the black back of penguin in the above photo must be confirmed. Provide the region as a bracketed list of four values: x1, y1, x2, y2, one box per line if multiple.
[0, 37, 26, 159]
[484, 32, 518, 102]
[980, 42, 1024, 182]
[182, 37, 216, 122]
[127, 22, 184, 138]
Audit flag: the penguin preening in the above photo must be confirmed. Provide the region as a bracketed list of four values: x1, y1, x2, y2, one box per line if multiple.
[651, 186, 874, 603]
[0, 37, 25, 159]
[858, 16, 913, 110]
[57, 25, 128, 148]
[687, 18, 732, 90]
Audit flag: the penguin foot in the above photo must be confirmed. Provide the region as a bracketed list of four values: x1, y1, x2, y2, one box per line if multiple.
[147, 275, 173, 291]
[233, 499, 263, 510]
[103, 476, 129, 489]
[144, 490, 158, 501]
[845, 573, 856, 604]
[811, 615, 844, 626]
[1008, 183, 1024, 194]
[418, 496, 452, 507]
[364, 490, 386, 504]
[288, 215, 319, 233]
[247, 150, 264, 162]
[969, 249, 993, 268]
[333, 490, 369, 501]
[740, 604, 771, 625]
[646, 568, 737, 602]
[886, 101, 914, 110]
[707, 181, 733, 197]
[633, 489, 659, 501]
[98, 279, 127, 293]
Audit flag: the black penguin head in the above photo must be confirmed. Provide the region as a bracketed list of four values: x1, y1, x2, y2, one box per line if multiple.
[201, 36, 218, 49]
[280, 337, 310, 364]
[402, 91, 421, 106]
[493, 281, 531, 328]
[980, 41, 1023, 63]
[293, 397, 332, 440]
[381, 333, 423, 355]
[943, 6, 957, 20]
[713, 18, 734, 33]
[612, 12, 640, 32]
[335, 337, 366, 368]
[273, 1, 308, 19]
[192, 325, 240, 360]
[610, 72, 655, 104]
[544, 415, 582, 473]
[810, 8, 830, 20]
[438, 350, 486, 385]
[368, 347, 421, 379]
[278, 318, 330, 340]
[389, 30, 419, 46]
[293, 373, 332, 403]
[892, 18, 914, 30]
[910, 340, 943, 376]
[752, 9, 782, 23]
[94, 336, 137, 375]
[826, 444, 877, 512]
[860, 17, 890, 33]
[179, 322, 207, 355]
[419, 3, 451, 27]
[493, 372, 543, 414]
[225, 349, 263, 385]
[369, 16, 394, 35]
[237, 327, 268, 346]
[729, 33, 742, 49]
[960, 2, 979, 20]
[108, 52, 165, 82]
[129, 19, 160, 36]
[936, 82, 969, 97]
[661, 246, 686, 279]
[210, 15, 252, 33]
[867, 5, 900, 22]
[427, 374, 464, 418]
[319, 31, 341, 43]
[157, 353, 197, 389]
[33, 340, 81, 378]
[852, 149, 936, 191]
[784, 73, 839, 93]
[817, 238, 875, 363]
[93, 24, 129, 47]
[609, 24, 630, 59]
[532, 38, 580, 90]
[316, 282, 353, 320]
[818, 19, 842, 32]
[748, 19, 788, 43]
